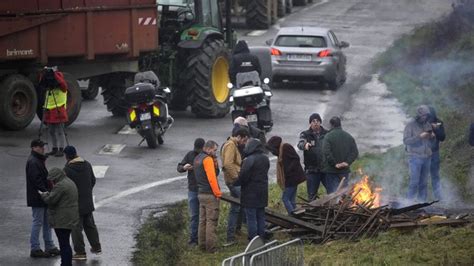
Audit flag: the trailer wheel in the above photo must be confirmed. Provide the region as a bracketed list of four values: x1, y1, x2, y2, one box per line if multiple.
[183, 38, 230, 118]
[0, 75, 37, 130]
[101, 73, 133, 116]
[36, 73, 82, 127]
[277, 0, 286, 17]
[286, 0, 293, 13]
[81, 78, 100, 100]
[294, 0, 308, 6]
[246, 0, 270, 29]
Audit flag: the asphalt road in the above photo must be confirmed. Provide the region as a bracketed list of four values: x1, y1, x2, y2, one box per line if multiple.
[0, 0, 451, 265]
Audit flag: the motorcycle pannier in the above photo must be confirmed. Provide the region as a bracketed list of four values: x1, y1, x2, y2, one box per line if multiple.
[124, 83, 156, 105]
[233, 86, 264, 106]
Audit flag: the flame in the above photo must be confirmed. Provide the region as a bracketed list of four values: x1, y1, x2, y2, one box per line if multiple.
[351, 175, 382, 208]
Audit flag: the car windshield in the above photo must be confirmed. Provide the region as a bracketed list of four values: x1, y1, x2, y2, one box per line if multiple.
[275, 35, 327, 48]
[157, 0, 193, 7]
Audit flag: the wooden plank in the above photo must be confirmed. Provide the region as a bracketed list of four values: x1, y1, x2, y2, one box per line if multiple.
[389, 218, 469, 229]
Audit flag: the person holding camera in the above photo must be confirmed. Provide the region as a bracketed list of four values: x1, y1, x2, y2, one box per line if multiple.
[298, 113, 328, 201]
[39, 68, 69, 157]
[403, 105, 434, 202]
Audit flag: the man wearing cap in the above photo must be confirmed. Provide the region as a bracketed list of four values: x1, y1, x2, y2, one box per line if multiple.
[63, 146, 101, 260]
[403, 105, 434, 201]
[298, 113, 328, 201]
[26, 139, 60, 258]
[177, 138, 205, 246]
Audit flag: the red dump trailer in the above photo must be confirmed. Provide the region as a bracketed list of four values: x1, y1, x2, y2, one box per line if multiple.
[0, 0, 158, 130]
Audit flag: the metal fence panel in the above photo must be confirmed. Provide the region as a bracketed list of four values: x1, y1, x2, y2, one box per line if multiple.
[249, 238, 304, 266]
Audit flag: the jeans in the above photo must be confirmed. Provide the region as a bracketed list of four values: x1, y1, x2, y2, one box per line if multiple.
[48, 123, 65, 148]
[430, 151, 442, 200]
[306, 172, 326, 201]
[198, 194, 220, 252]
[325, 173, 350, 194]
[71, 212, 101, 254]
[245, 208, 265, 240]
[30, 207, 56, 251]
[188, 191, 200, 243]
[55, 228, 72, 266]
[282, 186, 297, 214]
[226, 184, 242, 241]
[407, 156, 431, 202]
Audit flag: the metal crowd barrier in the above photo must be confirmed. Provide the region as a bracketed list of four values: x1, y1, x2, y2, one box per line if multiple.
[222, 237, 279, 266]
[249, 238, 304, 266]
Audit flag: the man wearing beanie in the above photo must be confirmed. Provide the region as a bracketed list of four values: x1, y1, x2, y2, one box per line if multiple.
[267, 136, 306, 214]
[322, 116, 359, 193]
[403, 105, 434, 202]
[298, 113, 328, 201]
[62, 146, 101, 260]
[177, 138, 205, 246]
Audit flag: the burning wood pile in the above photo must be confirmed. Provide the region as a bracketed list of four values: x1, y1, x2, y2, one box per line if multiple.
[221, 173, 473, 244]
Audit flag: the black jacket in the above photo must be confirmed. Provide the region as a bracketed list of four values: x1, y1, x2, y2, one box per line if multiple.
[470, 123, 474, 147]
[177, 148, 201, 192]
[26, 151, 49, 207]
[229, 41, 262, 84]
[238, 139, 269, 208]
[428, 107, 446, 152]
[63, 157, 96, 215]
[297, 127, 328, 172]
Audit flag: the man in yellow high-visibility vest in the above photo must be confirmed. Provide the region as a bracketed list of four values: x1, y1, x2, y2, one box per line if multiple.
[39, 68, 69, 157]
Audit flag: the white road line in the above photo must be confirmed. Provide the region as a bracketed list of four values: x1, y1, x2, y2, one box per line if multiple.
[117, 125, 137, 135]
[92, 166, 109, 178]
[247, 30, 268, 36]
[95, 175, 187, 208]
[99, 144, 126, 155]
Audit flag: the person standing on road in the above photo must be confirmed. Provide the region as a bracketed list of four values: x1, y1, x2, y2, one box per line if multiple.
[403, 105, 434, 202]
[427, 107, 446, 200]
[26, 139, 60, 258]
[298, 113, 328, 201]
[177, 138, 205, 246]
[194, 140, 221, 253]
[238, 139, 270, 240]
[38, 68, 69, 157]
[266, 136, 306, 215]
[39, 168, 79, 266]
[322, 116, 359, 193]
[222, 128, 249, 245]
[62, 146, 102, 260]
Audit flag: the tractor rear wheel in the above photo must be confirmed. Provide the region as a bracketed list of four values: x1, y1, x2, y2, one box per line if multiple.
[246, 0, 270, 29]
[182, 38, 230, 118]
[277, 0, 286, 17]
[0, 74, 37, 130]
[101, 73, 134, 116]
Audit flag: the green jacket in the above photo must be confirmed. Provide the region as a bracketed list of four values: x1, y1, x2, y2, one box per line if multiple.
[322, 127, 359, 174]
[41, 168, 79, 230]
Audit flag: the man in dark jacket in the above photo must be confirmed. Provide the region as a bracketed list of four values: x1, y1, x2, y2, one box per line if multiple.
[267, 136, 306, 215]
[229, 40, 262, 85]
[469, 122, 474, 146]
[63, 146, 101, 260]
[322, 117, 359, 193]
[428, 107, 446, 200]
[238, 139, 270, 240]
[177, 138, 205, 246]
[233, 117, 266, 147]
[298, 113, 328, 201]
[26, 139, 60, 258]
[40, 167, 79, 266]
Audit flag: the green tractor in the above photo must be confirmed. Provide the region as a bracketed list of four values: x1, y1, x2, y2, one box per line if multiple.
[139, 0, 234, 118]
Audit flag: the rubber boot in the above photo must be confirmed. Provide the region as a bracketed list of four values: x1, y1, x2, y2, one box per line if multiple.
[55, 147, 64, 157]
[46, 148, 58, 156]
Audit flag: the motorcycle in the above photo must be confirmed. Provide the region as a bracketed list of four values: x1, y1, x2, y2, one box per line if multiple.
[228, 71, 273, 132]
[124, 71, 174, 148]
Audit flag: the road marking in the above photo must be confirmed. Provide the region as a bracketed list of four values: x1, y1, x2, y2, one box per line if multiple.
[92, 166, 109, 178]
[99, 144, 126, 155]
[117, 125, 137, 135]
[247, 30, 268, 36]
[95, 175, 187, 208]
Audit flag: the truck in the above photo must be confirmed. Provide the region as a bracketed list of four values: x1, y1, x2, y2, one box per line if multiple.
[0, 0, 158, 130]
